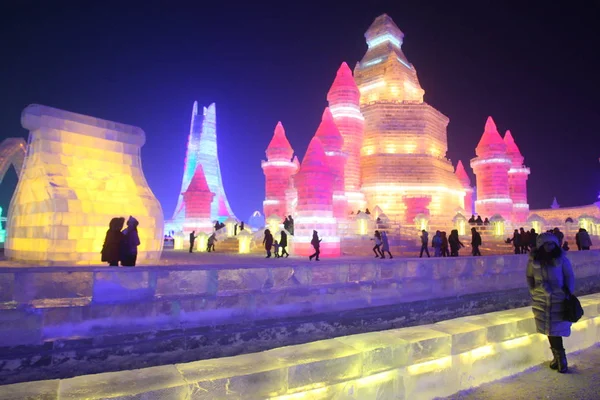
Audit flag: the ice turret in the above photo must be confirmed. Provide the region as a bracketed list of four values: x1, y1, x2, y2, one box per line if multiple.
[293, 137, 339, 257]
[182, 164, 215, 233]
[504, 130, 530, 222]
[455, 160, 474, 215]
[354, 14, 465, 223]
[262, 122, 298, 219]
[470, 117, 512, 218]
[327, 62, 366, 213]
[315, 107, 347, 219]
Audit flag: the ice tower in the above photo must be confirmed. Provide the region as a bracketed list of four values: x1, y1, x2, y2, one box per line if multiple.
[354, 14, 465, 222]
[504, 130, 530, 222]
[314, 108, 347, 219]
[293, 137, 339, 257]
[327, 62, 366, 213]
[455, 160, 474, 215]
[470, 117, 513, 218]
[171, 102, 235, 228]
[261, 122, 298, 219]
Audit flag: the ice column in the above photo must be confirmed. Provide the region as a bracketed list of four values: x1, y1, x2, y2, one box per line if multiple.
[5, 104, 164, 264]
[261, 122, 298, 219]
[504, 130, 530, 223]
[327, 62, 366, 213]
[470, 117, 512, 218]
[293, 137, 339, 257]
[314, 108, 347, 219]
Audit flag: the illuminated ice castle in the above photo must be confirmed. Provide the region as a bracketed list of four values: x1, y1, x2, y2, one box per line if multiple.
[260, 14, 535, 232]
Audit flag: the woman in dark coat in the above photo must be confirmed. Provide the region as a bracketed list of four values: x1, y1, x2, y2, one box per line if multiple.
[263, 229, 274, 258]
[101, 217, 125, 266]
[120, 216, 140, 267]
[309, 230, 321, 261]
[526, 232, 575, 373]
[279, 230, 289, 258]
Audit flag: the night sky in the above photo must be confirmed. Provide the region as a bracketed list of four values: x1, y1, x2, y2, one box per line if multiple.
[1, 0, 599, 222]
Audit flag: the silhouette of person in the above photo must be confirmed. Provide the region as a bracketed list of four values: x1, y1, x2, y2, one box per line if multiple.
[309, 230, 322, 261]
[102, 217, 125, 266]
[121, 216, 140, 267]
[279, 230, 289, 258]
[189, 231, 197, 253]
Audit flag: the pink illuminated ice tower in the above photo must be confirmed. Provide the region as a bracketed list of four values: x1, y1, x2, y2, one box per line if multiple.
[455, 160, 474, 215]
[327, 62, 367, 213]
[293, 137, 340, 257]
[470, 117, 513, 218]
[504, 130, 530, 222]
[181, 164, 215, 233]
[314, 107, 348, 219]
[261, 122, 298, 219]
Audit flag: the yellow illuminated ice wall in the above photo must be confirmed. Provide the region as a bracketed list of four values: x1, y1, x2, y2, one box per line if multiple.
[4, 104, 164, 264]
[354, 14, 465, 223]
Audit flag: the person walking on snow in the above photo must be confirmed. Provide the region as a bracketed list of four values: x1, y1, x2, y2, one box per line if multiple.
[419, 230, 430, 258]
[380, 231, 393, 259]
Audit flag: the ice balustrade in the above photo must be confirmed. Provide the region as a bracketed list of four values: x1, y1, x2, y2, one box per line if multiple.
[1, 251, 599, 349]
[3, 292, 600, 400]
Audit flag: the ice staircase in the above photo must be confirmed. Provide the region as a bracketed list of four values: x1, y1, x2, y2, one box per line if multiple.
[4, 293, 599, 399]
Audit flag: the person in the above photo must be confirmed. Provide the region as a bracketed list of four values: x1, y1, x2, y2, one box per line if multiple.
[529, 228, 539, 251]
[273, 240, 280, 258]
[468, 215, 476, 225]
[441, 231, 449, 257]
[475, 215, 483, 225]
[372, 230, 384, 258]
[448, 229, 464, 256]
[562, 241, 570, 252]
[279, 230, 289, 258]
[508, 229, 521, 254]
[287, 215, 295, 235]
[240, 221, 245, 231]
[432, 231, 442, 257]
[234, 223, 238, 236]
[526, 233, 575, 373]
[189, 231, 197, 253]
[419, 230, 430, 258]
[207, 233, 217, 252]
[380, 231, 393, 259]
[283, 217, 290, 232]
[121, 216, 140, 267]
[520, 227, 529, 254]
[576, 228, 592, 250]
[309, 230, 321, 261]
[471, 227, 482, 256]
[365, 208, 371, 215]
[101, 217, 125, 266]
[483, 217, 490, 226]
[263, 229, 274, 258]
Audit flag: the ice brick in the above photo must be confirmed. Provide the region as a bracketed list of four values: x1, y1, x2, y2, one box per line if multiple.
[336, 331, 410, 375]
[402, 355, 457, 400]
[58, 365, 186, 399]
[176, 351, 287, 398]
[0, 379, 58, 400]
[431, 320, 488, 354]
[269, 339, 362, 392]
[389, 325, 452, 365]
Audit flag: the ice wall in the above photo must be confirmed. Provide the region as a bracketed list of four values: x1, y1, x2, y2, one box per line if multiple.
[4, 104, 164, 264]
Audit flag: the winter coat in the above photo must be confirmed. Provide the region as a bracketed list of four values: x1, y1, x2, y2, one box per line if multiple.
[279, 231, 288, 247]
[577, 231, 592, 248]
[526, 252, 575, 337]
[374, 234, 382, 246]
[263, 232, 273, 250]
[381, 232, 390, 252]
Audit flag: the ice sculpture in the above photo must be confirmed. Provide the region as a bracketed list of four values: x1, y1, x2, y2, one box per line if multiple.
[0, 138, 26, 185]
[504, 130, 530, 223]
[455, 160, 474, 215]
[551, 197, 560, 209]
[5, 104, 163, 264]
[470, 117, 513, 218]
[248, 210, 265, 231]
[327, 62, 366, 213]
[354, 14, 465, 222]
[261, 122, 298, 219]
[293, 137, 339, 257]
[181, 164, 214, 233]
[314, 108, 347, 219]
[170, 102, 235, 229]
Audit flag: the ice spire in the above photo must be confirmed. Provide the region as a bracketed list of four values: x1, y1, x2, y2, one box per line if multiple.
[455, 160, 471, 187]
[327, 62, 359, 104]
[266, 121, 294, 160]
[365, 14, 405, 48]
[315, 108, 344, 151]
[476, 116, 506, 156]
[186, 164, 211, 193]
[551, 197, 560, 209]
[300, 137, 329, 172]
